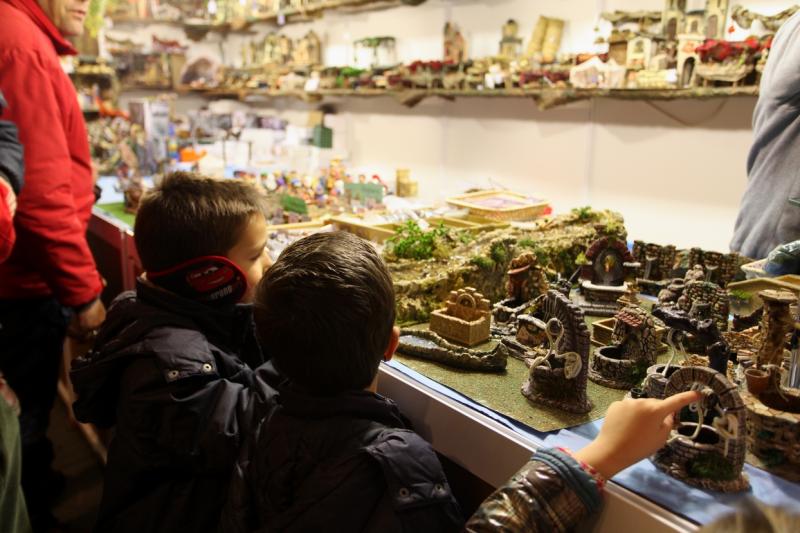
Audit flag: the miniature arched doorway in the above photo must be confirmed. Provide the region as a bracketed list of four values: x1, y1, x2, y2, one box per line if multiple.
[666, 18, 678, 40]
[706, 15, 719, 39]
[681, 57, 695, 88]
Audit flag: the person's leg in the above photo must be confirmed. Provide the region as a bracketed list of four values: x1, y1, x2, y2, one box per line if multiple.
[0, 297, 70, 526]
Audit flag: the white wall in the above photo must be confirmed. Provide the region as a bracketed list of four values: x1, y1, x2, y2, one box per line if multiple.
[109, 0, 797, 251]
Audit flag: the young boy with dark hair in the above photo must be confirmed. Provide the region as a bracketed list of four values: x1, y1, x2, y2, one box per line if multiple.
[71, 172, 278, 533]
[222, 231, 700, 532]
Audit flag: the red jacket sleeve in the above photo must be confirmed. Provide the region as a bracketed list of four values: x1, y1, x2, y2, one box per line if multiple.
[0, 48, 102, 306]
[0, 184, 13, 263]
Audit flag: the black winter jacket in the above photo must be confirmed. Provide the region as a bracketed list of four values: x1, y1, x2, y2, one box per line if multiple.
[71, 280, 278, 533]
[220, 385, 464, 533]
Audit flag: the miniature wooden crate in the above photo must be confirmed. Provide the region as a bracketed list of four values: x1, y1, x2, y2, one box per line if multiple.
[446, 190, 549, 221]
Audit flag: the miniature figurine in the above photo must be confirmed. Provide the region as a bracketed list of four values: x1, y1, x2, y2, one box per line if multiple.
[506, 290, 593, 414]
[652, 366, 749, 492]
[589, 305, 659, 390]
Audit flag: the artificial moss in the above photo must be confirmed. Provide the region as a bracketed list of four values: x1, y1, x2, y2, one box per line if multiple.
[687, 452, 738, 482]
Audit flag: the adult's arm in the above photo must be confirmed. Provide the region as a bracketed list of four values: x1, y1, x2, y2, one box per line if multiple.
[0, 48, 102, 306]
[759, 11, 800, 103]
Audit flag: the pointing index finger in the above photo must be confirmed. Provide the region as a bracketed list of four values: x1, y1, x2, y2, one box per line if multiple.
[658, 390, 703, 415]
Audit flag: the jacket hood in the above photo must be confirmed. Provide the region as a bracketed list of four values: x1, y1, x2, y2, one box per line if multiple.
[4, 0, 78, 55]
[71, 279, 258, 427]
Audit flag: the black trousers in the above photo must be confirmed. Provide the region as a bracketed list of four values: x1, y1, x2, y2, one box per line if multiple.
[0, 297, 70, 512]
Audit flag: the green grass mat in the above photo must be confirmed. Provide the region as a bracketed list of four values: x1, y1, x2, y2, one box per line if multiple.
[97, 202, 135, 227]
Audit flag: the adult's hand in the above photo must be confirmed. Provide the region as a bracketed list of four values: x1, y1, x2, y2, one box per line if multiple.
[574, 391, 702, 479]
[68, 298, 106, 341]
[0, 178, 15, 216]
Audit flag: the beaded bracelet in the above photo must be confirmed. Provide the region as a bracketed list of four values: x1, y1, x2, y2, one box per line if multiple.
[557, 447, 607, 491]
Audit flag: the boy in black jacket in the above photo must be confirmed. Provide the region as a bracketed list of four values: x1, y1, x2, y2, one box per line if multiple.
[222, 231, 701, 533]
[71, 172, 278, 533]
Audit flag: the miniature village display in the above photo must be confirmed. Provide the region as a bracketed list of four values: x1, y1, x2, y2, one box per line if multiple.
[99, 1, 796, 112]
[430, 288, 492, 347]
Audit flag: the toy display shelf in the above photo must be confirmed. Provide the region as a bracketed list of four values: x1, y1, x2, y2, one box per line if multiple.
[168, 85, 759, 110]
[109, 0, 409, 30]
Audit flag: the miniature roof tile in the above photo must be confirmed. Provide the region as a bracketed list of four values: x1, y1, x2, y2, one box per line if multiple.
[615, 307, 646, 328]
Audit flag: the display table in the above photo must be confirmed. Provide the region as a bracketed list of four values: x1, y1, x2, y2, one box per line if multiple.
[86, 205, 800, 532]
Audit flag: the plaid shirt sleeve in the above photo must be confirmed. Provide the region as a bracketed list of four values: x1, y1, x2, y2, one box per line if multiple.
[465, 448, 604, 532]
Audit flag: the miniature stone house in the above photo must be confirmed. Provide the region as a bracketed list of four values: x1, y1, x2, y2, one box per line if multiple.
[589, 306, 659, 389]
[632, 241, 677, 295]
[515, 291, 594, 414]
[686, 247, 741, 287]
[578, 236, 640, 316]
[493, 252, 547, 324]
[677, 280, 729, 333]
[661, 0, 729, 40]
[652, 366, 749, 492]
[430, 287, 491, 347]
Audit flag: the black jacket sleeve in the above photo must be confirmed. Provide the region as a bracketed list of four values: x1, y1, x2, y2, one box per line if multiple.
[0, 93, 24, 194]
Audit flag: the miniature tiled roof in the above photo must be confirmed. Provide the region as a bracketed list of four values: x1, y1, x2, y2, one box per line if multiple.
[615, 307, 646, 328]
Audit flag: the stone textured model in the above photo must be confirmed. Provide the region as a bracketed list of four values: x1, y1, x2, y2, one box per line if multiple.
[577, 233, 640, 316]
[632, 241, 677, 296]
[504, 290, 593, 413]
[742, 365, 800, 477]
[589, 305, 658, 390]
[652, 366, 749, 493]
[429, 287, 491, 347]
[754, 289, 795, 368]
[493, 252, 548, 325]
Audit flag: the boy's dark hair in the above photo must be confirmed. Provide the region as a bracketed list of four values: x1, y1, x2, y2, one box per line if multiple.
[135, 171, 266, 272]
[254, 232, 396, 395]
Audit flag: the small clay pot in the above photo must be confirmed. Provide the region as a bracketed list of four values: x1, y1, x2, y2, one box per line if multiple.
[745, 368, 770, 395]
[630, 387, 646, 399]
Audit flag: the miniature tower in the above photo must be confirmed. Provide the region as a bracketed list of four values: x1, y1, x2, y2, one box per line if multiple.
[662, 0, 687, 40]
[704, 0, 730, 39]
[755, 290, 796, 368]
[499, 19, 522, 59]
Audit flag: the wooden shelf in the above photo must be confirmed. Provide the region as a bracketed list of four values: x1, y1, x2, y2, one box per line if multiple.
[108, 0, 408, 32]
[162, 85, 759, 110]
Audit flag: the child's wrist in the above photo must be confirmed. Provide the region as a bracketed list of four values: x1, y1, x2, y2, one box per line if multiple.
[558, 447, 607, 491]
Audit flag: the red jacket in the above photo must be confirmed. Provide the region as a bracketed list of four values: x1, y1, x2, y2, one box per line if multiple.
[0, 0, 102, 307]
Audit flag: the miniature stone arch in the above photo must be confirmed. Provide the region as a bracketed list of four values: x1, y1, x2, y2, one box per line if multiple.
[652, 366, 749, 492]
[517, 290, 594, 413]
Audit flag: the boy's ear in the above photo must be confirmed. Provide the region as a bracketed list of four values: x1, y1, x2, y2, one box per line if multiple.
[383, 326, 400, 362]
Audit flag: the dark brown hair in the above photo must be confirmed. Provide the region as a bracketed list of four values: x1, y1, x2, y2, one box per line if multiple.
[254, 231, 396, 395]
[134, 171, 266, 272]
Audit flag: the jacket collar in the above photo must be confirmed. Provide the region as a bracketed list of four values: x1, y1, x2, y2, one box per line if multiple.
[4, 0, 78, 55]
[277, 384, 410, 430]
[135, 277, 255, 354]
